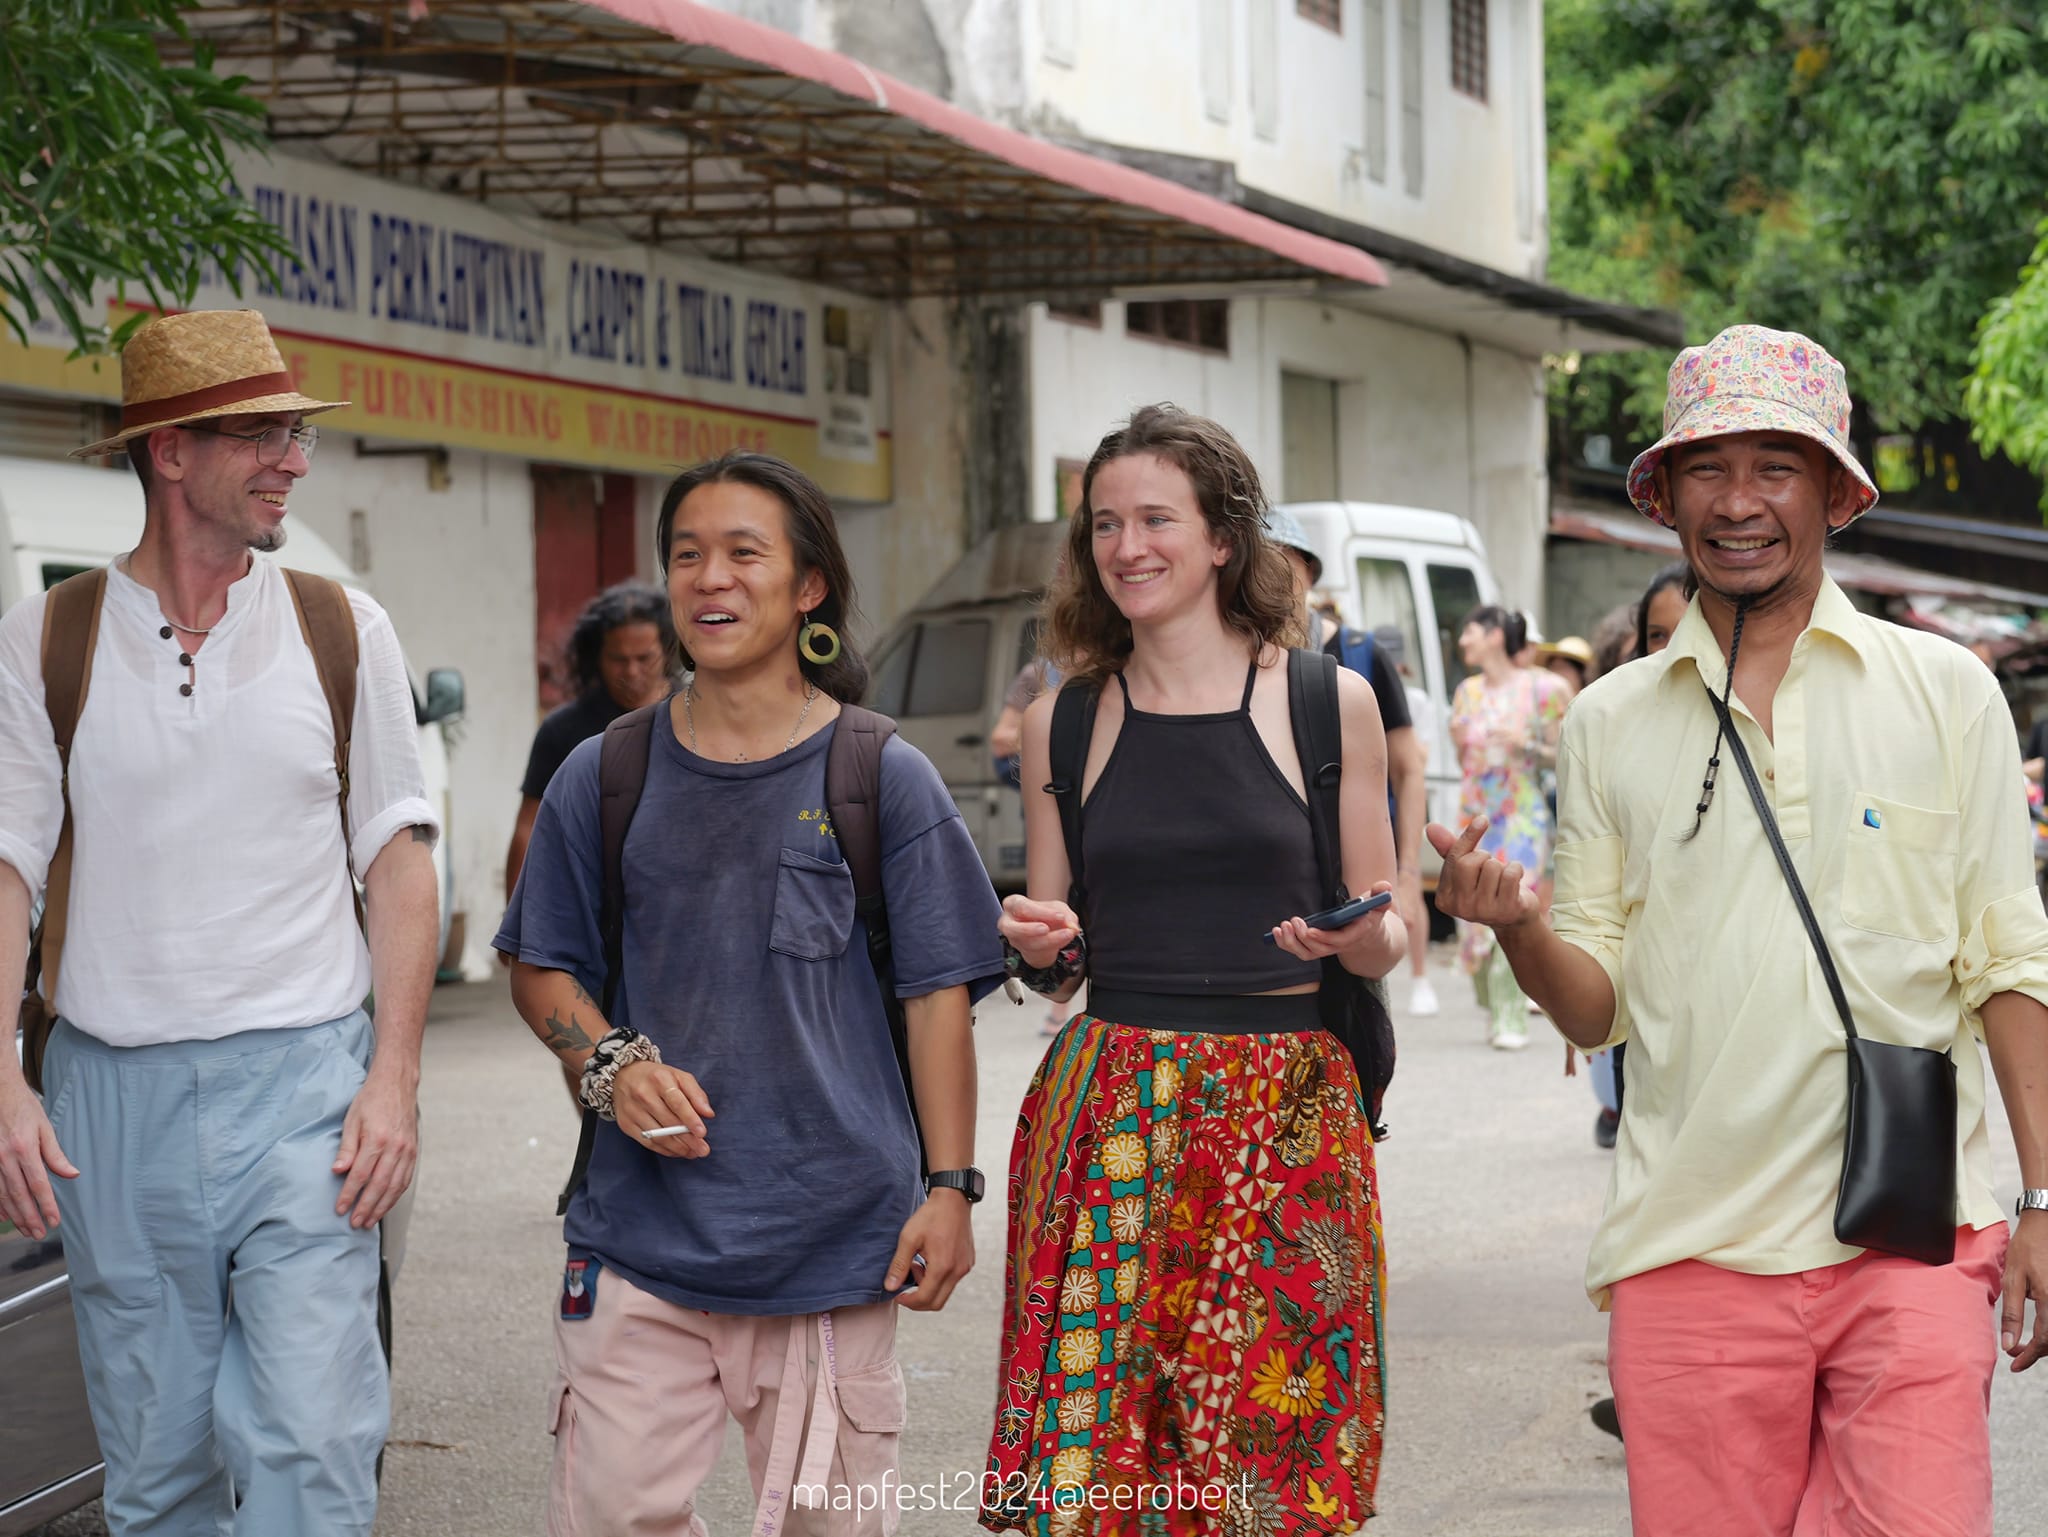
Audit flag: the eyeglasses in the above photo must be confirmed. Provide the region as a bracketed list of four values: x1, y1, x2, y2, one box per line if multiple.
[185, 421, 319, 467]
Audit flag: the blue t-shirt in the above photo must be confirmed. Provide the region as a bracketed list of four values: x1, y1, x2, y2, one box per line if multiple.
[495, 713, 1005, 1316]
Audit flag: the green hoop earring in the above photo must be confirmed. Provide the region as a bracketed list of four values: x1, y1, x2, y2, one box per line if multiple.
[798, 618, 842, 666]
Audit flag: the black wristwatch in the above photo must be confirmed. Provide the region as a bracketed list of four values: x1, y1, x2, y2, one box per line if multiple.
[925, 1167, 985, 1204]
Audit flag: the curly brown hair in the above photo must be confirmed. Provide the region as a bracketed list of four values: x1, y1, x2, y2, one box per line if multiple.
[1043, 405, 1302, 684]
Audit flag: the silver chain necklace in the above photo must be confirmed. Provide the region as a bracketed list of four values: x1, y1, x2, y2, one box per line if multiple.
[684, 679, 818, 762]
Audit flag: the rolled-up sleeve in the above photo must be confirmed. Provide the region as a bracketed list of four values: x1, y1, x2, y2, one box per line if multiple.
[0, 595, 65, 899]
[1551, 720, 1630, 1047]
[344, 591, 439, 880]
[1953, 693, 2048, 1031]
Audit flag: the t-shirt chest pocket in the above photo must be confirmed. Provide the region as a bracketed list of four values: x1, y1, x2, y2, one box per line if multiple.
[1839, 792, 1958, 945]
[769, 847, 856, 960]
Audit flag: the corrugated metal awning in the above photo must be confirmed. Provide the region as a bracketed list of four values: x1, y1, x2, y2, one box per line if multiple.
[175, 0, 1387, 302]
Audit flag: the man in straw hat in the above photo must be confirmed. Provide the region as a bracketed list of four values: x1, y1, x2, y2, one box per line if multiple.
[0, 310, 441, 1534]
[1429, 324, 2048, 1533]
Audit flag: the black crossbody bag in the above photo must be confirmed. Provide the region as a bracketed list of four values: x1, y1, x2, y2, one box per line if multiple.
[1706, 682, 1957, 1266]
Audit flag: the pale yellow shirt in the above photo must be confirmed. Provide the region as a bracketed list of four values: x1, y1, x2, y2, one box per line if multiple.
[1553, 577, 2048, 1306]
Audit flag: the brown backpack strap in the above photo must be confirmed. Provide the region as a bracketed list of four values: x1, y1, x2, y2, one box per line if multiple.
[283, 569, 360, 840]
[34, 568, 110, 1016]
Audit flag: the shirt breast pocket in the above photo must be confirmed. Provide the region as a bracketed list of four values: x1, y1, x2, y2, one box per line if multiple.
[1839, 792, 1957, 946]
[770, 848, 855, 961]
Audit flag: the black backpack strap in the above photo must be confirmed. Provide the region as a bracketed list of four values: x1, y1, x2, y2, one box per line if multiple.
[556, 702, 659, 1217]
[1045, 680, 1100, 917]
[1288, 647, 1347, 905]
[826, 705, 923, 1172]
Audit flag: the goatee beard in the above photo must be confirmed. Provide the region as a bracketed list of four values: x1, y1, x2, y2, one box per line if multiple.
[251, 526, 287, 554]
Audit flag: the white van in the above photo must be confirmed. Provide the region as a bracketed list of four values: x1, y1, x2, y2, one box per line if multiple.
[0, 454, 466, 962]
[870, 503, 1499, 892]
[1272, 500, 1502, 873]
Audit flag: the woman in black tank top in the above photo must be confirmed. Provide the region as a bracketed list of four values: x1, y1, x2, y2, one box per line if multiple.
[979, 407, 1402, 1535]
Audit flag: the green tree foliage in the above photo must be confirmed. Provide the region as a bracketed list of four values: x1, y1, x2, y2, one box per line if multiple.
[1548, 1, 2048, 465]
[1968, 221, 2048, 507]
[0, 0, 285, 354]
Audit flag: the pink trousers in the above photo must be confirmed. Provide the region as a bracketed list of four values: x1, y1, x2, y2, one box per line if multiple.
[546, 1266, 906, 1537]
[1608, 1223, 2009, 1537]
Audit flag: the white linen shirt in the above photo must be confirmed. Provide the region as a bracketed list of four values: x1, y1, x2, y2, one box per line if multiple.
[0, 555, 438, 1046]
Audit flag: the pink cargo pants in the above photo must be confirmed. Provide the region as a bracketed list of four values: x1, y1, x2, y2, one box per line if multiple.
[546, 1266, 907, 1537]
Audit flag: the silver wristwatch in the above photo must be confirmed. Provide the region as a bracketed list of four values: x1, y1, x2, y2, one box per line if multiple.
[2017, 1189, 2048, 1217]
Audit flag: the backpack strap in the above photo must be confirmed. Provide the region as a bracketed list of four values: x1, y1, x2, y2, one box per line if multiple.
[22, 570, 109, 1087]
[1045, 680, 1100, 918]
[557, 702, 660, 1217]
[1288, 647, 1347, 906]
[826, 705, 921, 1169]
[283, 569, 359, 840]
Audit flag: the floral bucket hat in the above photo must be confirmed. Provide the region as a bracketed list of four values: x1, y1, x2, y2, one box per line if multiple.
[1625, 324, 1878, 528]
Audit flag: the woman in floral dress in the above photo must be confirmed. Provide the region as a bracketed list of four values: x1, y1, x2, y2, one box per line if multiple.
[982, 406, 1403, 1536]
[1448, 606, 1568, 1048]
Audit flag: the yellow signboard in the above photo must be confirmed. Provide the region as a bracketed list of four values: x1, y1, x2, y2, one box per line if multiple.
[0, 322, 891, 503]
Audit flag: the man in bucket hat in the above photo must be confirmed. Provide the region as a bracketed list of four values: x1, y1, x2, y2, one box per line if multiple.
[1429, 324, 2048, 1533]
[0, 310, 440, 1535]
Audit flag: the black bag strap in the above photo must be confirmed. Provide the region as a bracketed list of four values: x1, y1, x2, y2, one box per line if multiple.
[1046, 680, 1101, 917]
[825, 705, 924, 1174]
[1288, 647, 1348, 906]
[556, 702, 660, 1216]
[1703, 682, 1858, 1041]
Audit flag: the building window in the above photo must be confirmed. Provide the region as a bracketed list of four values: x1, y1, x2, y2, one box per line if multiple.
[1399, 0, 1423, 195]
[1046, 300, 1102, 326]
[1297, 0, 1341, 31]
[1451, 0, 1488, 102]
[1126, 300, 1230, 355]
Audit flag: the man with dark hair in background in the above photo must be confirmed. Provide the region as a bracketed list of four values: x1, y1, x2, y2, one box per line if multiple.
[504, 581, 678, 1101]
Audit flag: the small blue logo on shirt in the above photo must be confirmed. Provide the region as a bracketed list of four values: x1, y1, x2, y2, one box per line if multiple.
[1863, 808, 1882, 830]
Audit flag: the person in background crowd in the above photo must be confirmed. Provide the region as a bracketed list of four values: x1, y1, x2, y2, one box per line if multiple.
[1537, 635, 1594, 697]
[1375, 623, 1442, 1014]
[990, 656, 1057, 789]
[504, 582, 679, 1101]
[1635, 561, 1693, 659]
[1588, 604, 1638, 681]
[986, 406, 1399, 1534]
[1448, 606, 1569, 1048]
[1432, 324, 2048, 1533]
[499, 451, 1003, 1536]
[506, 581, 678, 897]
[0, 309, 441, 1535]
[1265, 506, 1436, 1015]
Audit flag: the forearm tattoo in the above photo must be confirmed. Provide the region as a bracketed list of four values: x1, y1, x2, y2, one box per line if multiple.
[540, 1005, 596, 1059]
[410, 824, 433, 843]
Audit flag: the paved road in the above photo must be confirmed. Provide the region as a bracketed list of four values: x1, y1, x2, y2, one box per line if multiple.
[35, 956, 2048, 1534]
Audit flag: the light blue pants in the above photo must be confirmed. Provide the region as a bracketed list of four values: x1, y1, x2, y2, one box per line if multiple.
[43, 1011, 387, 1537]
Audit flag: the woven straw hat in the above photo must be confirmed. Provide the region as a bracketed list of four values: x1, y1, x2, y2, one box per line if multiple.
[71, 309, 347, 459]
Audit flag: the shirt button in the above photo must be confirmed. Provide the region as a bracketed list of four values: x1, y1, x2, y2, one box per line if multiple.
[178, 682, 193, 698]
[1765, 768, 1775, 781]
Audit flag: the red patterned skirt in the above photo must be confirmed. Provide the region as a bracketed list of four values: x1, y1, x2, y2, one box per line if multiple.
[980, 998, 1386, 1535]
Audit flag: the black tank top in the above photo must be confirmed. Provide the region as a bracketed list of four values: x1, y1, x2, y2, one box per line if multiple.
[1082, 662, 1324, 995]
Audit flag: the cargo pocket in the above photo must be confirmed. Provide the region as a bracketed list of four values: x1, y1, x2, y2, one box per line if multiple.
[1840, 792, 1957, 945]
[546, 1379, 579, 1537]
[834, 1359, 908, 1536]
[770, 848, 855, 961]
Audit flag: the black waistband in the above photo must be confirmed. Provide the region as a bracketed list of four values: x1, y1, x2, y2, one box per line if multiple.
[1084, 988, 1322, 1034]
